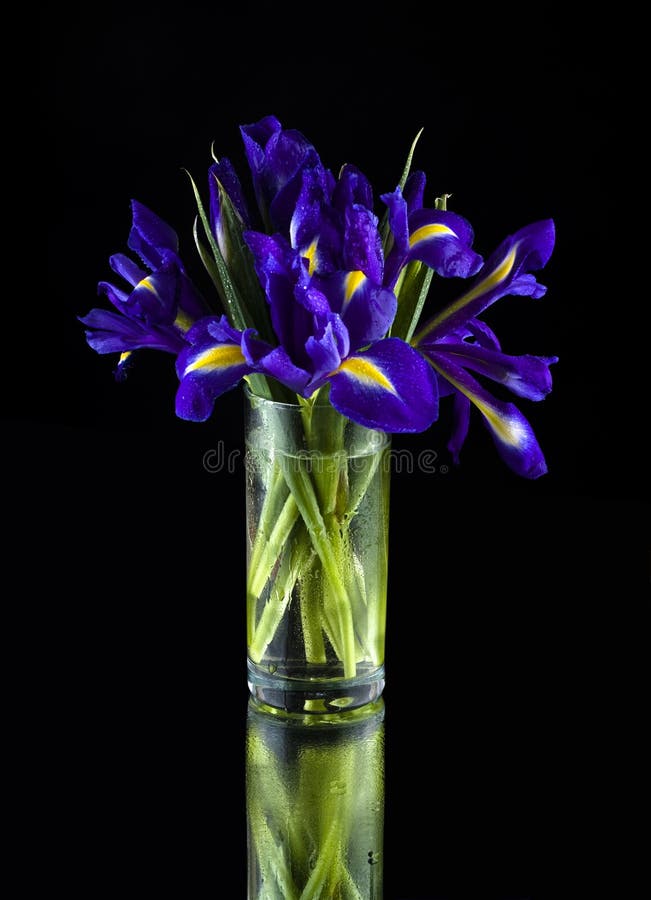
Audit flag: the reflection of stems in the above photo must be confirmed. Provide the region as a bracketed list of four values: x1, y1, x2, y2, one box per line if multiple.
[248, 792, 300, 899]
[247, 701, 385, 898]
[248, 730, 308, 898]
[296, 745, 361, 899]
[297, 816, 339, 899]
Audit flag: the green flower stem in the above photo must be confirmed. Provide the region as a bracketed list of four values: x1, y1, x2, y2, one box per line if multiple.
[248, 543, 297, 663]
[247, 456, 384, 669]
[320, 581, 346, 662]
[246, 458, 295, 647]
[247, 492, 299, 606]
[246, 460, 290, 591]
[348, 446, 390, 665]
[323, 514, 369, 658]
[297, 549, 326, 664]
[366, 546, 388, 667]
[280, 457, 357, 679]
[346, 445, 384, 520]
[306, 403, 347, 516]
[299, 399, 361, 666]
[318, 589, 344, 661]
[246, 396, 390, 680]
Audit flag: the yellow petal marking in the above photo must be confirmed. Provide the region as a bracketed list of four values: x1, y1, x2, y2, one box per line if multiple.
[415, 243, 519, 343]
[343, 270, 366, 307]
[184, 344, 246, 375]
[139, 277, 159, 297]
[302, 238, 319, 276]
[408, 222, 457, 247]
[427, 358, 524, 447]
[174, 310, 194, 332]
[336, 356, 396, 394]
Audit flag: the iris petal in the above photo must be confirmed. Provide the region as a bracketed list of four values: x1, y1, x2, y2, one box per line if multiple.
[126, 266, 179, 324]
[380, 186, 409, 256]
[97, 280, 130, 311]
[332, 164, 374, 213]
[406, 209, 483, 279]
[254, 346, 311, 393]
[318, 272, 397, 347]
[328, 338, 438, 432]
[109, 253, 147, 288]
[208, 158, 251, 234]
[426, 350, 548, 478]
[305, 317, 350, 389]
[175, 328, 251, 422]
[128, 200, 179, 270]
[415, 219, 555, 343]
[343, 204, 383, 281]
[447, 391, 471, 464]
[78, 309, 184, 355]
[434, 342, 558, 401]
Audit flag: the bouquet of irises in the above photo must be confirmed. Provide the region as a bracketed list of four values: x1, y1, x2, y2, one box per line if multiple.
[81, 115, 556, 479]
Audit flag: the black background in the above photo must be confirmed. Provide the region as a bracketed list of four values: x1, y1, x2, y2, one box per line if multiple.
[23, 3, 648, 897]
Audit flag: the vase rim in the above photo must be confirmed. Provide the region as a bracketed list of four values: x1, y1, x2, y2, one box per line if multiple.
[244, 384, 392, 445]
[243, 383, 324, 411]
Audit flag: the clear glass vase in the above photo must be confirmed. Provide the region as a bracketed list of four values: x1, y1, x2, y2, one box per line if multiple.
[246, 697, 385, 898]
[245, 387, 391, 714]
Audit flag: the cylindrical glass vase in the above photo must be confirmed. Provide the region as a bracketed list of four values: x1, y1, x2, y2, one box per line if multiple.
[246, 697, 385, 898]
[245, 387, 391, 713]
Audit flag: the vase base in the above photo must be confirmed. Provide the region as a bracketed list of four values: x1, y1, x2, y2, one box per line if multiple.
[247, 660, 385, 714]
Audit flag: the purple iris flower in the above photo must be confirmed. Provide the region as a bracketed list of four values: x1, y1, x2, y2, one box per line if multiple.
[176, 153, 440, 432]
[381, 174, 484, 286]
[174, 120, 497, 433]
[240, 115, 330, 234]
[208, 157, 252, 263]
[246, 231, 438, 433]
[412, 219, 557, 478]
[80, 201, 207, 377]
[174, 315, 261, 421]
[83, 114, 557, 477]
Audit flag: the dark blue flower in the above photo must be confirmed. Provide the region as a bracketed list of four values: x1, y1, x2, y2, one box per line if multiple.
[80, 201, 207, 377]
[413, 220, 557, 477]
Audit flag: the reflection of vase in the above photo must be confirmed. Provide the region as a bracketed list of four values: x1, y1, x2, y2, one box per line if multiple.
[245, 388, 391, 713]
[246, 697, 385, 898]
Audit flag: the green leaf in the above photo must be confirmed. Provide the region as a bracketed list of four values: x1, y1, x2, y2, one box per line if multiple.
[390, 260, 434, 343]
[187, 171, 288, 402]
[192, 215, 225, 306]
[183, 168, 251, 332]
[380, 127, 424, 252]
[210, 171, 275, 344]
[397, 126, 424, 193]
